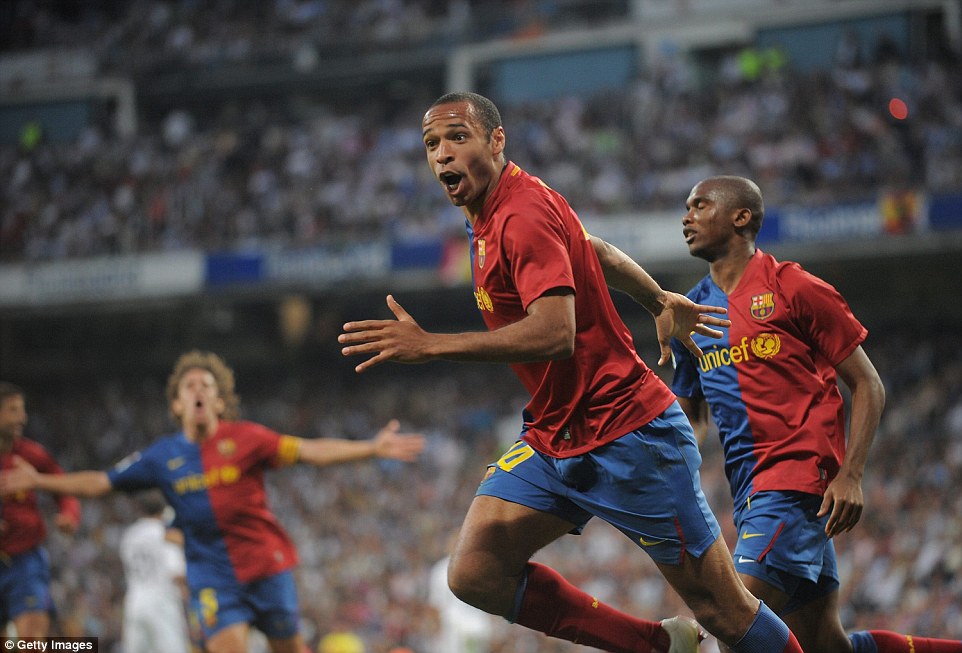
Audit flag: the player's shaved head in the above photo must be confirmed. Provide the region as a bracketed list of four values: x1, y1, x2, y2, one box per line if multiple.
[702, 176, 765, 237]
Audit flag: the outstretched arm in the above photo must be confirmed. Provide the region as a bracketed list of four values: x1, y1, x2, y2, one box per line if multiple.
[0, 456, 112, 497]
[296, 419, 425, 467]
[31, 447, 82, 533]
[590, 236, 730, 364]
[819, 346, 885, 537]
[339, 292, 575, 374]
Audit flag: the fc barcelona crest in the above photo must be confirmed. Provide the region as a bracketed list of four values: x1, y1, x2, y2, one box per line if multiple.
[477, 238, 486, 269]
[750, 292, 775, 320]
[217, 438, 236, 457]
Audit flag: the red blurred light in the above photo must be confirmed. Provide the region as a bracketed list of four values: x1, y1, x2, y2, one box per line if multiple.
[888, 97, 909, 120]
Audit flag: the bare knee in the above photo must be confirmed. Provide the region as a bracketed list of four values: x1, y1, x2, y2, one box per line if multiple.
[205, 623, 250, 653]
[447, 552, 519, 616]
[13, 611, 50, 638]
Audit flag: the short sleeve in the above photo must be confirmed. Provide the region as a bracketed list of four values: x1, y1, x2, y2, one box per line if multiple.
[500, 198, 575, 310]
[107, 449, 158, 492]
[781, 264, 867, 366]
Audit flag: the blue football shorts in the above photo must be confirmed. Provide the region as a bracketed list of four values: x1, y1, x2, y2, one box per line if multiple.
[0, 547, 54, 623]
[191, 569, 300, 639]
[732, 490, 840, 613]
[477, 401, 721, 565]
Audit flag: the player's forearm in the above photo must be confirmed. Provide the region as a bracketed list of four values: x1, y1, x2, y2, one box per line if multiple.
[422, 293, 575, 363]
[36, 471, 112, 497]
[835, 348, 886, 481]
[427, 323, 573, 363]
[297, 438, 378, 466]
[838, 380, 885, 481]
[590, 237, 665, 314]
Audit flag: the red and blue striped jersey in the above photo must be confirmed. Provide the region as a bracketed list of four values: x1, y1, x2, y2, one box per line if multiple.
[671, 250, 867, 507]
[107, 420, 301, 587]
[469, 162, 675, 457]
[1, 437, 81, 556]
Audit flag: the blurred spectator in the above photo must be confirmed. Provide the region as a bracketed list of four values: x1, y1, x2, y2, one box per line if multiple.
[317, 629, 366, 653]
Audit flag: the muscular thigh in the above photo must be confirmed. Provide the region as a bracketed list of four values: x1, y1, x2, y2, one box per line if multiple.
[454, 494, 577, 576]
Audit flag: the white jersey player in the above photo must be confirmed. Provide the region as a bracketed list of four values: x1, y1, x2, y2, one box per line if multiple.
[119, 490, 190, 653]
[428, 530, 494, 653]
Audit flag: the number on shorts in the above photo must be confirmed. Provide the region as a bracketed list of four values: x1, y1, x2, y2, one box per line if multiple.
[496, 441, 534, 472]
[199, 587, 219, 628]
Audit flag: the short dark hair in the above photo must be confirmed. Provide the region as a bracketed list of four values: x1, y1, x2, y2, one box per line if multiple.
[430, 92, 503, 138]
[705, 175, 765, 238]
[134, 489, 168, 516]
[0, 382, 24, 405]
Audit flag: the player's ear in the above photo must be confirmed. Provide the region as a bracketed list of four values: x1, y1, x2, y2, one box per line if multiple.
[490, 126, 505, 156]
[170, 397, 184, 419]
[733, 208, 753, 228]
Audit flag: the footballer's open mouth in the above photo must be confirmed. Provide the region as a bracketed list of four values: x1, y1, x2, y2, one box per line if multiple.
[683, 228, 695, 245]
[440, 171, 463, 191]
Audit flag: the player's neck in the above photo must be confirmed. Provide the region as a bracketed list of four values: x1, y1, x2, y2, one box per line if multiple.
[709, 245, 756, 295]
[185, 419, 219, 443]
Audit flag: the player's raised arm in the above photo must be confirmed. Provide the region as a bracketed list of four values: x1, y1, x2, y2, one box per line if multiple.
[295, 419, 425, 466]
[0, 455, 112, 497]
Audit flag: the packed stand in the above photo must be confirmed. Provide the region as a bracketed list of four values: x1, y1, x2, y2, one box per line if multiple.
[17, 327, 962, 652]
[1, 0, 632, 71]
[2, 38, 961, 262]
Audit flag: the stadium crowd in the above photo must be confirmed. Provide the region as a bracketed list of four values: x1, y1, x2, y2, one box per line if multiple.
[16, 324, 962, 653]
[2, 23, 960, 262]
[2, 0, 631, 69]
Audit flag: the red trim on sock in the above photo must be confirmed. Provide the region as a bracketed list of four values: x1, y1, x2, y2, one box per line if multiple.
[782, 629, 805, 653]
[514, 562, 667, 653]
[869, 630, 962, 653]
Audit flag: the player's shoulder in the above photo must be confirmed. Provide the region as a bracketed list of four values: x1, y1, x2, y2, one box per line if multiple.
[217, 420, 282, 449]
[687, 274, 716, 301]
[762, 250, 821, 290]
[505, 167, 568, 213]
[221, 420, 274, 436]
[14, 437, 54, 460]
[123, 432, 189, 464]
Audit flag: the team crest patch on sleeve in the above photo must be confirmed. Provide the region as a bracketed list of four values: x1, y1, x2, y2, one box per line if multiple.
[750, 292, 775, 320]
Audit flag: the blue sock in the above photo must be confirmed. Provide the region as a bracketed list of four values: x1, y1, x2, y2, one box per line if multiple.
[850, 631, 879, 653]
[730, 601, 790, 653]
